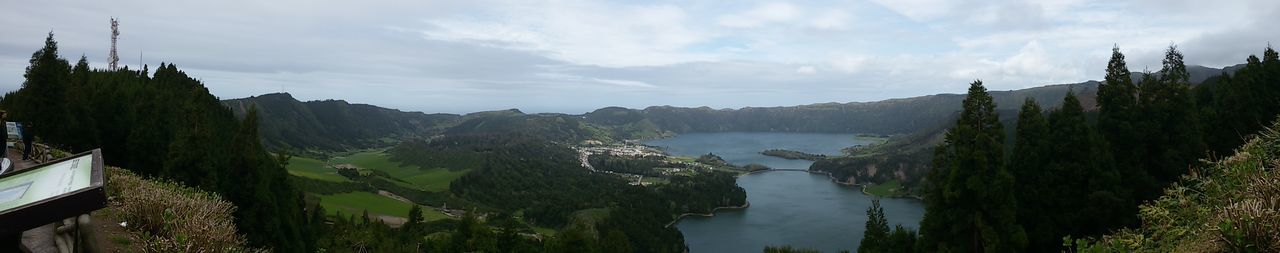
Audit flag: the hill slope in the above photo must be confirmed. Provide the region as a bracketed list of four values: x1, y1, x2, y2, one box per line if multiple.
[229, 65, 1237, 151]
[584, 81, 1099, 136]
[223, 93, 459, 152]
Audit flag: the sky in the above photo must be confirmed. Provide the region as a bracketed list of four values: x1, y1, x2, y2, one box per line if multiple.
[1, 0, 1278, 114]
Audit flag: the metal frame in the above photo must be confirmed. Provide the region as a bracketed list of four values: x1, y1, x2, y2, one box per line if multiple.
[0, 149, 106, 234]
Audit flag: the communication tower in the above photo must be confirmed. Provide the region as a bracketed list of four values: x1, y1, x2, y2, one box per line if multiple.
[108, 18, 120, 70]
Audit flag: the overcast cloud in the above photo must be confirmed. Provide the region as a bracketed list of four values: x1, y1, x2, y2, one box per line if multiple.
[1, 0, 1277, 113]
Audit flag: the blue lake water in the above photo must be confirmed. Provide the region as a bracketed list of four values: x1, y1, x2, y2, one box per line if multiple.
[645, 132, 926, 253]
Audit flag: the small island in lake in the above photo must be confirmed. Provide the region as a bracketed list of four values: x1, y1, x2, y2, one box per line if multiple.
[760, 149, 828, 161]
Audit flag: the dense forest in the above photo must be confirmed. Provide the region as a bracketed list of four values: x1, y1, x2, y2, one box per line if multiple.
[1, 34, 313, 251]
[224, 93, 460, 154]
[588, 154, 673, 176]
[851, 45, 1280, 253]
[384, 133, 748, 252]
[442, 110, 613, 142]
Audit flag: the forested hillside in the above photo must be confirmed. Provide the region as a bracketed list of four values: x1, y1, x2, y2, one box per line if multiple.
[595, 83, 1094, 135]
[850, 45, 1280, 253]
[223, 92, 459, 153]
[442, 110, 612, 142]
[0, 34, 313, 252]
[381, 133, 746, 252]
[814, 60, 1248, 200]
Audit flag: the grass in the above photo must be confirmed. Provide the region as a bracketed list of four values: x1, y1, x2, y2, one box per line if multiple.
[285, 156, 350, 182]
[853, 134, 890, 144]
[317, 191, 451, 221]
[863, 180, 903, 197]
[109, 235, 132, 246]
[331, 150, 469, 192]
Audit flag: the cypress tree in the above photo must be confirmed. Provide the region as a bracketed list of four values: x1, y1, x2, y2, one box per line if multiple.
[1096, 46, 1159, 202]
[18, 33, 71, 146]
[886, 225, 918, 253]
[1009, 98, 1053, 252]
[918, 80, 1026, 253]
[1044, 92, 1129, 243]
[1141, 45, 1205, 186]
[858, 199, 890, 253]
[405, 205, 424, 237]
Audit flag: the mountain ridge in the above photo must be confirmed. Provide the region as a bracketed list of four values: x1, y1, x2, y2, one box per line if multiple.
[224, 64, 1239, 152]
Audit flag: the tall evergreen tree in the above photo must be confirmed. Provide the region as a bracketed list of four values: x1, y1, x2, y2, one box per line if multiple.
[1009, 98, 1054, 252]
[1096, 46, 1159, 202]
[229, 107, 315, 251]
[918, 80, 1026, 253]
[16, 33, 71, 147]
[1140, 45, 1205, 186]
[1045, 92, 1129, 244]
[886, 225, 918, 253]
[404, 204, 425, 238]
[858, 199, 891, 253]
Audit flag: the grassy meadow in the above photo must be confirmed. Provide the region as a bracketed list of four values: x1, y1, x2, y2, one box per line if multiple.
[319, 191, 451, 222]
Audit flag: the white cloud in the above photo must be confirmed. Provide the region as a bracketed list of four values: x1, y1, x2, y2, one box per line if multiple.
[827, 55, 870, 74]
[419, 2, 712, 67]
[1, 0, 1277, 113]
[795, 65, 817, 74]
[810, 10, 850, 30]
[717, 2, 802, 28]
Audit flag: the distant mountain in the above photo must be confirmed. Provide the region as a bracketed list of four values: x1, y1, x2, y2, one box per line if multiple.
[585, 81, 1097, 136]
[588, 64, 1236, 136]
[444, 109, 612, 142]
[222, 93, 459, 153]
[230, 65, 1238, 153]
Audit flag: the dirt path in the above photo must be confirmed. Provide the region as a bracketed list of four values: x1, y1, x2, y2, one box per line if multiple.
[377, 190, 413, 203]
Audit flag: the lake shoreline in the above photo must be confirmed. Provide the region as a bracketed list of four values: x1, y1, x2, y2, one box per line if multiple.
[665, 201, 752, 228]
[749, 169, 925, 200]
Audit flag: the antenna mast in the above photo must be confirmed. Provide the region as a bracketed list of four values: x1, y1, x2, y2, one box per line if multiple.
[108, 18, 120, 70]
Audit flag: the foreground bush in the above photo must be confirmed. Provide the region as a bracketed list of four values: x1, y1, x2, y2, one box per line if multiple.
[106, 167, 261, 252]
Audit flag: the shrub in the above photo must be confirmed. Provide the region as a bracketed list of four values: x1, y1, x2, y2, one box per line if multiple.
[106, 167, 261, 253]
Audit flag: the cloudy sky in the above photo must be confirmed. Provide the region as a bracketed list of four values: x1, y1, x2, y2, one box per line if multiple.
[1, 0, 1277, 114]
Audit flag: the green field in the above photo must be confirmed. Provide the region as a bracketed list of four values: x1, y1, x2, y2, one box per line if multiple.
[863, 180, 902, 197]
[318, 192, 451, 221]
[285, 156, 350, 182]
[331, 150, 469, 192]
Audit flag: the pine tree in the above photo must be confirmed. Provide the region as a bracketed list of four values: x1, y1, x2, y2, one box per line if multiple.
[1044, 92, 1129, 244]
[404, 205, 424, 238]
[1140, 45, 1205, 186]
[918, 80, 1026, 253]
[18, 33, 71, 147]
[1096, 46, 1159, 202]
[858, 198, 891, 253]
[886, 225, 918, 253]
[1009, 98, 1054, 252]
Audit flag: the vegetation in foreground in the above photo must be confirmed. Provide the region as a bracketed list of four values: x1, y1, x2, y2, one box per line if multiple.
[105, 167, 259, 252]
[1074, 120, 1280, 251]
